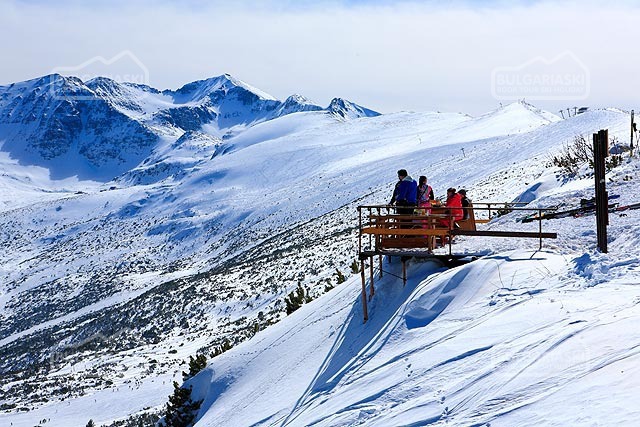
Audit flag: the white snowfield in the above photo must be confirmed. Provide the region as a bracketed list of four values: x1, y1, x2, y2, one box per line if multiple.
[193, 250, 640, 426]
[1, 93, 640, 427]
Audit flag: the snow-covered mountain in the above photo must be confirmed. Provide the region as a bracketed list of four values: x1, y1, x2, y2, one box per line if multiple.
[1, 73, 638, 427]
[326, 97, 381, 120]
[0, 73, 377, 182]
[0, 74, 158, 180]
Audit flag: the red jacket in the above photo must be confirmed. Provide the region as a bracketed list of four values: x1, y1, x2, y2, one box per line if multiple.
[446, 193, 464, 221]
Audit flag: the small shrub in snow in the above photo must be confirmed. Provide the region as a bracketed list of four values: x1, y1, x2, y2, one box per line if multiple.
[606, 154, 623, 171]
[102, 411, 160, 426]
[550, 134, 625, 176]
[284, 283, 312, 315]
[350, 259, 360, 274]
[182, 354, 207, 381]
[210, 340, 233, 358]
[549, 134, 593, 176]
[324, 282, 335, 293]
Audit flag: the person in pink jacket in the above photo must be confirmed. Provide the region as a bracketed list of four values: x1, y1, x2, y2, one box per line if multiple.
[417, 176, 434, 214]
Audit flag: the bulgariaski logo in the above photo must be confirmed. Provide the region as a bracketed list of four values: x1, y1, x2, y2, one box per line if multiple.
[492, 51, 590, 101]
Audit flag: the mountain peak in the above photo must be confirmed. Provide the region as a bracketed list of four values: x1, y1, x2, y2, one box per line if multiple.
[169, 74, 277, 103]
[483, 100, 561, 124]
[272, 94, 323, 117]
[327, 97, 380, 120]
[11, 73, 84, 92]
[85, 75, 119, 85]
[84, 76, 125, 93]
[285, 93, 314, 104]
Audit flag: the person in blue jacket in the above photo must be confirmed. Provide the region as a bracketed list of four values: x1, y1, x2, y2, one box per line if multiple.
[390, 169, 418, 214]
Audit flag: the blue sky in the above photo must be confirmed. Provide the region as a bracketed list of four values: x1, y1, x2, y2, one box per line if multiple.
[1, 0, 639, 115]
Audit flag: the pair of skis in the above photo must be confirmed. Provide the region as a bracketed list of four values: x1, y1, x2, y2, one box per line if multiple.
[612, 201, 640, 213]
[519, 195, 626, 223]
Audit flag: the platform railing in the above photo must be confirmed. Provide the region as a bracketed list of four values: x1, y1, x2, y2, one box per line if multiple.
[355, 203, 558, 323]
[357, 203, 558, 255]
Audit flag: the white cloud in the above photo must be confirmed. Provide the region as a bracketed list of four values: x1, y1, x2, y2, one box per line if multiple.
[1, 0, 639, 115]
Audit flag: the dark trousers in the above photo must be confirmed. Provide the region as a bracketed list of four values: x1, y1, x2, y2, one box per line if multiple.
[395, 201, 416, 215]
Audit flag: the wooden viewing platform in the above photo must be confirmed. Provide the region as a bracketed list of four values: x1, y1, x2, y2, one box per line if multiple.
[356, 203, 558, 322]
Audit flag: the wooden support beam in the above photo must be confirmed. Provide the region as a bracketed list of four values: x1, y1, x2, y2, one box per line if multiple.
[362, 227, 451, 236]
[366, 228, 558, 239]
[380, 237, 443, 249]
[360, 260, 368, 322]
[451, 230, 557, 239]
[369, 256, 375, 299]
[539, 210, 543, 250]
[402, 258, 407, 286]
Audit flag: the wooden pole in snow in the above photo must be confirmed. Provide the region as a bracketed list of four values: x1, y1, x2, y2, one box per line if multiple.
[369, 257, 375, 299]
[360, 260, 368, 322]
[402, 258, 407, 286]
[593, 129, 609, 253]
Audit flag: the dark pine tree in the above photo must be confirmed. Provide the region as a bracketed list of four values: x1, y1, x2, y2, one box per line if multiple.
[182, 354, 207, 381]
[163, 381, 203, 427]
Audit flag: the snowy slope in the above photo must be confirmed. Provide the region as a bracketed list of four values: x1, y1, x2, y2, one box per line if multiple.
[193, 245, 640, 426]
[1, 72, 638, 426]
[181, 107, 640, 426]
